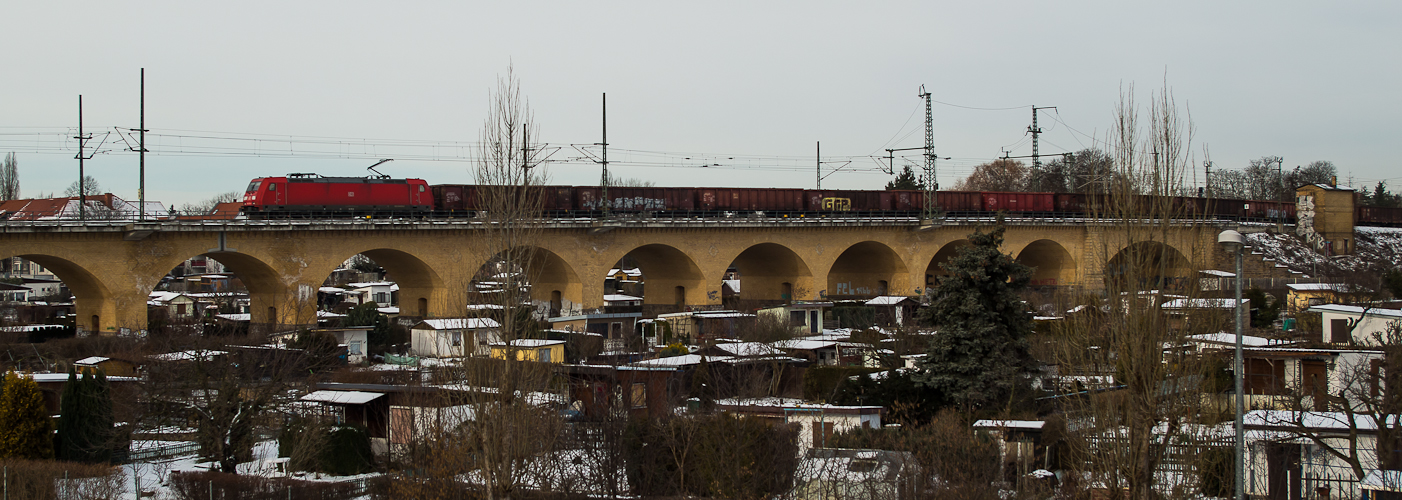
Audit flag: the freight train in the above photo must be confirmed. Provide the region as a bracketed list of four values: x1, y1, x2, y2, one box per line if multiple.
[238, 173, 1402, 226]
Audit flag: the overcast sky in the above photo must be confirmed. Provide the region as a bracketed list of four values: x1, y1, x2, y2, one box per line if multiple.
[3, 2, 1398, 208]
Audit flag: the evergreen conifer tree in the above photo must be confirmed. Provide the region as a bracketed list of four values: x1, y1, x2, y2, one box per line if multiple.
[885, 165, 922, 190]
[0, 372, 55, 459]
[93, 368, 114, 463]
[56, 368, 115, 463]
[914, 224, 1035, 414]
[58, 367, 83, 460]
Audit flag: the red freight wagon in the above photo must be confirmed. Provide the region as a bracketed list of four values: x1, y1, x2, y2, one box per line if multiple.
[805, 190, 883, 212]
[431, 185, 573, 213]
[241, 174, 432, 216]
[1054, 193, 1088, 214]
[431, 185, 475, 212]
[1358, 206, 1402, 226]
[981, 192, 1054, 213]
[931, 191, 983, 213]
[698, 188, 805, 212]
[887, 190, 921, 212]
[573, 186, 695, 212]
[603, 187, 695, 212]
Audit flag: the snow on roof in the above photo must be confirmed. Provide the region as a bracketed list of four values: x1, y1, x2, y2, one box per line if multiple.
[377, 307, 399, 314]
[1309, 304, 1402, 318]
[1161, 298, 1246, 310]
[150, 349, 227, 362]
[215, 313, 251, 321]
[1187, 332, 1282, 347]
[24, 373, 139, 383]
[1199, 269, 1236, 277]
[417, 318, 500, 330]
[627, 354, 733, 368]
[318, 287, 348, 294]
[75, 356, 110, 365]
[1362, 470, 1402, 491]
[301, 390, 384, 405]
[973, 420, 1046, 430]
[1245, 409, 1388, 431]
[865, 296, 913, 306]
[1287, 283, 1369, 292]
[347, 281, 394, 288]
[773, 339, 839, 350]
[603, 294, 643, 302]
[713, 342, 786, 357]
[489, 339, 565, 348]
[714, 397, 883, 411]
[693, 311, 754, 319]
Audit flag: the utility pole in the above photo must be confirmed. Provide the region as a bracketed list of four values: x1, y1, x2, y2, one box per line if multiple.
[816, 141, 821, 190]
[599, 93, 609, 215]
[74, 95, 93, 221]
[138, 68, 148, 221]
[1204, 159, 1212, 199]
[1029, 106, 1056, 171]
[918, 85, 939, 220]
[1276, 157, 1285, 233]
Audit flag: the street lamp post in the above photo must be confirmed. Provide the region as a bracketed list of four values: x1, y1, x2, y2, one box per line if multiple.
[1219, 229, 1246, 500]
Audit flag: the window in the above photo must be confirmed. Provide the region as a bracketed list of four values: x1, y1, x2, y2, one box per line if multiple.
[790, 310, 805, 326]
[631, 383, 647, 408]
[451, 331, 462, 347]
[267, 183, 276, 191]
[390, 407, 414, 444]
[176, 303, 187, 316]
[245, 181, 262, 193]
[811, 421, 834, 447]
[1330, 318, 1350, 343]
[848, 460, 878, 473]
[348, 341, 362, 355]
[537, 348, 551, 363]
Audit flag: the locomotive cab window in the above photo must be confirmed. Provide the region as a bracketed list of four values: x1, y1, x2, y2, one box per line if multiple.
[246, 181, 262, 193]
[268, 183, 277, 191]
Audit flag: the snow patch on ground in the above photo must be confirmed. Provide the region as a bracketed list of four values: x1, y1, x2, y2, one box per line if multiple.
[1244, 226, 1402, 275]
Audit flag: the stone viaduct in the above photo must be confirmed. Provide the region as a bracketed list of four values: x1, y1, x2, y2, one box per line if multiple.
[0, 217, 1228, 335]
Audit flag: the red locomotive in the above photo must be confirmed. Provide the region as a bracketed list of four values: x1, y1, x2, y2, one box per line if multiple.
[241, 173, 433, 217]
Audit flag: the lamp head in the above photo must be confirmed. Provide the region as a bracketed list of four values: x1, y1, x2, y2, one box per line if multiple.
[1218, 229, 1245, 252]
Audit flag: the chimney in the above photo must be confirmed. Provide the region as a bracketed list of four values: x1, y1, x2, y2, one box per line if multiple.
[1330, 176, 1337, 187]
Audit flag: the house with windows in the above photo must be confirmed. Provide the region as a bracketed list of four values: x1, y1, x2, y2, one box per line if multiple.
[409, 317, 501, 358]
[759, 301, 834, 335]
[1287, 283, 1371, 314]
[1309, 304, 1402, 345]
[489, 339, 565, 363]
[714, 398, 882, 454]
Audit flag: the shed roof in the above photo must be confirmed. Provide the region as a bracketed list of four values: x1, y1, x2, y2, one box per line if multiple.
[301, 390, 385, 405]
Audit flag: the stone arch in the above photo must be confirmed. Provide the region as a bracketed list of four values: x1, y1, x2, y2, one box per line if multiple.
[614, 244, 706, 310]
[1015, 239, 1076, 287]
[1105, 241, 1193, 292]
[466, 246, 583, 317]
[12, 254, 112, 335]
[353, 248, 447, 318]
[201, 251, 296, 326]
[924, 240, 971, 290]
[827, 241, 908, 299]
[723, 243, 815, 308]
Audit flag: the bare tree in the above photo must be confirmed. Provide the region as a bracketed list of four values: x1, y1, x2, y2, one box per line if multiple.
[1051, 83, 1220, 500]
[0, 152, 19, 200]
[954, 158, 1028, 192]
[178, 191, 241, 216]
[385, 67, 565, 500]
[64, 175, 102, 197]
